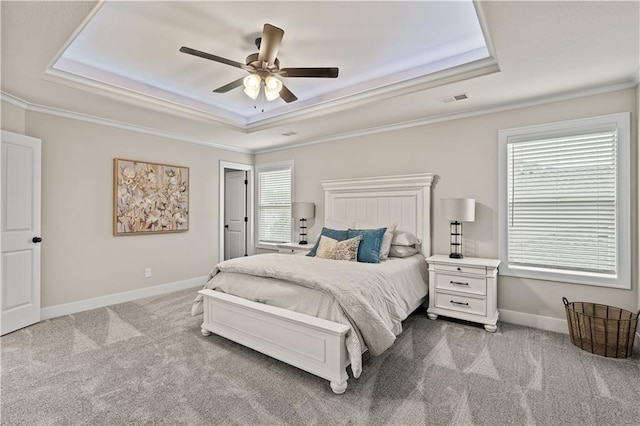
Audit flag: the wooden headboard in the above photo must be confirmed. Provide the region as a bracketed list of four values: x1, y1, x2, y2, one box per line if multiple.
[321, 173, 435, 256]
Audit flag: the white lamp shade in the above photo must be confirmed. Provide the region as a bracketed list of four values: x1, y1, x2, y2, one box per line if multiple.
[442, 198, 475, 222]
[292, 202, 315, 219]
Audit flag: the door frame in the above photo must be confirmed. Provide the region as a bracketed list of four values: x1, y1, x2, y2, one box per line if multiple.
[219, 161, 254, 263]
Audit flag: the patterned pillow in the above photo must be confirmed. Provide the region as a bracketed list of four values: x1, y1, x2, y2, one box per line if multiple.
[316, 235, 362, 261]
[307, 227, 350, 257]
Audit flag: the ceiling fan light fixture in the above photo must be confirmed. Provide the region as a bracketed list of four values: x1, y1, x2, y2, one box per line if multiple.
[265, 76, 283, 93]
[243, 74, 261, 99]
[264, 76, 283, 102]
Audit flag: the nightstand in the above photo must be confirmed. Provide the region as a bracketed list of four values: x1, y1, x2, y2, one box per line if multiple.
[426, 255, 500, 332]
[277, 242, 313, 255]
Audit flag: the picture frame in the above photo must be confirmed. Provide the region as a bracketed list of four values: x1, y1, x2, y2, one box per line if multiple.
[113, 158, 189, 235]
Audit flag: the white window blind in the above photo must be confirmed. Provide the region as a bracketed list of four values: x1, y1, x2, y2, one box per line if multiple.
[257, 164, 292, 244]
[499, 112, 631, 289]
[507, 131, 617, 274]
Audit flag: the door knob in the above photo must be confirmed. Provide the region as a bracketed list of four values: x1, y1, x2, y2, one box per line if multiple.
[224, 225, 229, 229]
[32, 237, 42, 243]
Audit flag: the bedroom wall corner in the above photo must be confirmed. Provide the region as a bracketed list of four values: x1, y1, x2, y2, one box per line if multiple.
[1, 100, 26, 134]
[24, 110, 252, 309]
[637, 82, 640, 316]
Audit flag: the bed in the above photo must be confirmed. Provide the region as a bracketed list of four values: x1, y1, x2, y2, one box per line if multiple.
[193, 173, 434, 394]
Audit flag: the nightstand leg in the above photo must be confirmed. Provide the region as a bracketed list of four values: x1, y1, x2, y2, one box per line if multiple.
[484, 324, 498, 333]
[427, 313, 438, 320]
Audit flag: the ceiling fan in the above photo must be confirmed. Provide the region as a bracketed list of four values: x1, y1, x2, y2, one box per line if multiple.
[179, 23, 339, 104]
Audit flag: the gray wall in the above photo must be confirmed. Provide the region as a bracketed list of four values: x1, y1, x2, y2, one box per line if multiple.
[256, 88, 639, 320]
[2, 104, 252, 308]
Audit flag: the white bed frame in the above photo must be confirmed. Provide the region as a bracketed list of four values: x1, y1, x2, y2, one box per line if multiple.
[199, 173, 434, 394]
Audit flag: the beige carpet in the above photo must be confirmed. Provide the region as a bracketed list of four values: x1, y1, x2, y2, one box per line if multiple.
[2, 288, 639, 425]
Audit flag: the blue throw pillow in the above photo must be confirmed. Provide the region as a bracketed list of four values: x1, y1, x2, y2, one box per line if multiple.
[307, 227, 349, 257]
[347, 228, 387, 263]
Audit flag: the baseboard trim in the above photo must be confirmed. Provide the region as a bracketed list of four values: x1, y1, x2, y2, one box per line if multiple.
[41, 276, 207, 320]
[499, 309, 568, 334]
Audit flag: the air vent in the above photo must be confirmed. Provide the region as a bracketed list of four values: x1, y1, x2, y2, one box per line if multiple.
[438, 92, 470, 104]
[282, 131, 298, 137]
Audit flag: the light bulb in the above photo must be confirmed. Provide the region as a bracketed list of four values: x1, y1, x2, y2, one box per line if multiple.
[264, 76, 282, 101]
[243, 74, 261, 100]
[265, 76, 283, 92]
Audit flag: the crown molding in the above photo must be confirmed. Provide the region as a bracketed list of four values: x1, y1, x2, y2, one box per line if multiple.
[255, 77, 638, 154]
[0, 91, 251, 154]
[2, 75, 635, 156]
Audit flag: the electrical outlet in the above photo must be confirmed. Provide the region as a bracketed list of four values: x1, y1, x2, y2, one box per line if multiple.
[144, 268, 152, 278]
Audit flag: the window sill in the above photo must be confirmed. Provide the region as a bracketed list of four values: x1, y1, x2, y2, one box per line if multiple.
[256, 242, 283, 251]
[500, 264, 630, 290]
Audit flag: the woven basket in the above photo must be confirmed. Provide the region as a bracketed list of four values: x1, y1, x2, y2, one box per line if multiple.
[563, 297, 639, 358]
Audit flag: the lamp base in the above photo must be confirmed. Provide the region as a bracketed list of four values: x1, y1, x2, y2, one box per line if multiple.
[449, 253, 463, 259]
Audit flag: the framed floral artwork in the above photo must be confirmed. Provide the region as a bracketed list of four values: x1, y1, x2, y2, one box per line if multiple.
[113, 158, 189, 235]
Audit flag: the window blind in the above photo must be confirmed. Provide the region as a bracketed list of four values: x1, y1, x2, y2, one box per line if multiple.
[507, 130, 617, 275]
[257, 167, 292, 243]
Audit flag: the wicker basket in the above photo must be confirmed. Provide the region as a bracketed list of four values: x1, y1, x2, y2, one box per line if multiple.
[563, 297, 639, 358]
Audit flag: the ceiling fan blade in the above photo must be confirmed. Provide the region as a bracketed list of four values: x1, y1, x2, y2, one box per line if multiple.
[180, 46, 248, 70]
[257, 24, 284, 67]
[213, 77, 245, 93]
[279, 84, 298, 103]
[279, 67, 339, 78]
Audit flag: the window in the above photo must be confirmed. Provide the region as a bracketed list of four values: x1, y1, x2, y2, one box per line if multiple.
[255, 161, 293, 248]
[498, 113, 630, 288]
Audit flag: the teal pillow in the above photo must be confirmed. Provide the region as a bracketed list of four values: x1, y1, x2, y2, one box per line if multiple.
[307, 227, 349, 257]
[347, 228, 387, 263]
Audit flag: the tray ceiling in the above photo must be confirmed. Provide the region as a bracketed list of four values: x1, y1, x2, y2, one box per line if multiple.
[49, 1, 491, 128]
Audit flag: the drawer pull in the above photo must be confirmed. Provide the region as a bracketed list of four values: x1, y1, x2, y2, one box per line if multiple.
[450, 300, 470, 306]
[457, 267, 461, 271]
[450, 280, 469, 286]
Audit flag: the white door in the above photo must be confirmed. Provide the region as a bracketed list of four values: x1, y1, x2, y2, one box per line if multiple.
[224, 170, 247, 260]
[1, 130, 42, 335]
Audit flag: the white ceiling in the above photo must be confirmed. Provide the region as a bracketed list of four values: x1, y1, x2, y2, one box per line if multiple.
[1, 1, 639, 153]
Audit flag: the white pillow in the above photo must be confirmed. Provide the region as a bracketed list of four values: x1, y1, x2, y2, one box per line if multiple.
[354, 220, 397, 260]
[391, 230, 419, 246]
[325, 219, 355, 230]
[389, 245, 419, 258]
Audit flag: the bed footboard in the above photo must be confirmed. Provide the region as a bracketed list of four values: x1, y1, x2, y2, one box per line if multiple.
[198, 289, 351, 394]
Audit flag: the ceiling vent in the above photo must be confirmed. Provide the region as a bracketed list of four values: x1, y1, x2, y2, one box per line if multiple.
[439, 92, 470, 104]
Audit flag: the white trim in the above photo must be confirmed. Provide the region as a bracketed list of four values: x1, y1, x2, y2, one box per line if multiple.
[255, 79, 637, 154]
[1, 77, 636, 155]
[0, 91, 250, 154]
[219, 161, 254, 263]
[0, 91, 29, 109]
[498, 112, 631, 289]
[499, 309, 568, 334]
[40, 275, 207, 320]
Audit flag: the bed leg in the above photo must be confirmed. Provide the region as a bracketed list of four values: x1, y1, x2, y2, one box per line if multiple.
[201, 326, 212, 337]
[330, 380, 347, 394]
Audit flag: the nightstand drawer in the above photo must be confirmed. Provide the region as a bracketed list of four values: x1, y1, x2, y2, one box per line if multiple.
[435, 273, 487, 295]
[435, 292, 487, 316]
[432, 263, 486, 275]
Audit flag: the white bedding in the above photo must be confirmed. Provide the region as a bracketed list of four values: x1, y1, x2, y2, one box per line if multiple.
[192, 253, 428, 377]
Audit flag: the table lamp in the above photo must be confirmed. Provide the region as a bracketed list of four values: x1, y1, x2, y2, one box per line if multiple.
[442, 198, 475, 259]
[292, 202, 315, 245]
